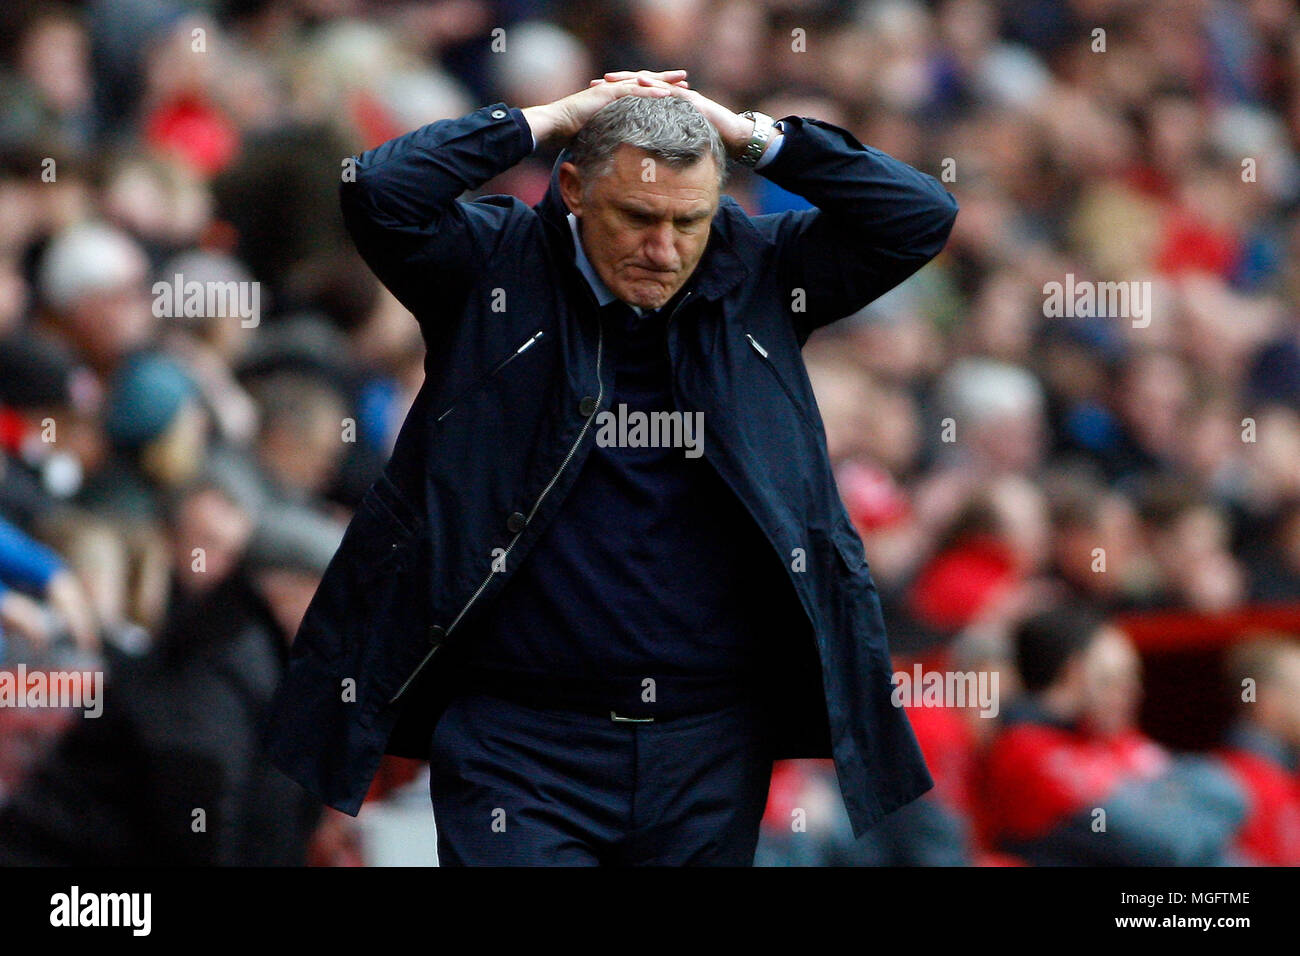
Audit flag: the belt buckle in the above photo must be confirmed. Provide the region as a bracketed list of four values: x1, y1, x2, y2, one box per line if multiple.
[610, 710, 654, 723]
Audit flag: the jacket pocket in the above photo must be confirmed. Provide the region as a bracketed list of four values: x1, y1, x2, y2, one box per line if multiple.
[352, 479, 423, 586]
[368, 472, 420, 539]
[292, 486, 420, 675]
[435, 329, 546, 423]
[745, 332, 821, 434]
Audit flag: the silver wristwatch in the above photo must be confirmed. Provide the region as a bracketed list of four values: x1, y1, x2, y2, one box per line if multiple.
[736, 110, 777, 167]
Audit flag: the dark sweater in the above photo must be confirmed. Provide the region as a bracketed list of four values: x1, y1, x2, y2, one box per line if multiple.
[453, 296, 796, 704]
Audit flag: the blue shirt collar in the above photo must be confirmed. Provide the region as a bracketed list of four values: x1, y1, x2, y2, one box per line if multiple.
[567, 212, 648, 316]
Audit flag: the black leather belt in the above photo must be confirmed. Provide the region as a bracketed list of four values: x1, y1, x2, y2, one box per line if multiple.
[455, 667, 758, 723]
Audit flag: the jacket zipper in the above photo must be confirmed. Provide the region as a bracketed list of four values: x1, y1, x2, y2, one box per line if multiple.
[387, 319, 604, 705]
[663, 289, 694, 347]
[435, 330, 546, 423]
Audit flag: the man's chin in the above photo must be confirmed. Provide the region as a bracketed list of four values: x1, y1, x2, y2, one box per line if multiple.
[617, 281, 676, 310]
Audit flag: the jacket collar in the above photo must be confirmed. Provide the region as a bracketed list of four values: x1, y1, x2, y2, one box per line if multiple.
[534, 145, 760, 304]
[566, 212, 621, 309]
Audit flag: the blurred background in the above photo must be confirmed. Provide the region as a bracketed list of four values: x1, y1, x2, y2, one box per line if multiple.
[0, 0, 1299, 866]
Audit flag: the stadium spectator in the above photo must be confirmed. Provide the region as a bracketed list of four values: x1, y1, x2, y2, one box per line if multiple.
[1215, 636, 1300, 866]
[0, 503, 337, 865]
[980, 606, 1247, 865]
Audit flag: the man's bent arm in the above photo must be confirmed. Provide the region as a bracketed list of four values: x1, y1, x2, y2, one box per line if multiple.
[339, 103, 536, 326]
[753, 115, 958, 344]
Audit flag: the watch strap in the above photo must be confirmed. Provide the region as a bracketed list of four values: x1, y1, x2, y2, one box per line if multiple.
[737, 110, 776, 167]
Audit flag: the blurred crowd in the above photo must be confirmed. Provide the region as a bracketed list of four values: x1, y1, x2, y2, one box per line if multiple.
[1, 0, 1299, 865]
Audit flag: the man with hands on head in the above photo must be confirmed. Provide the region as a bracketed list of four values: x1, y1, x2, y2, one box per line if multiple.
[266, 67, 958, 866]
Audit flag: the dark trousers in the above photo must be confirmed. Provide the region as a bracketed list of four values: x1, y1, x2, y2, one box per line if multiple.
[427, 692, 774, 865]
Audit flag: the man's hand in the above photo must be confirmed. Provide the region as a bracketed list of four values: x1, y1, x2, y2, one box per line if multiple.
[593, 71, 758, 159]
[522, 70, 686, 148]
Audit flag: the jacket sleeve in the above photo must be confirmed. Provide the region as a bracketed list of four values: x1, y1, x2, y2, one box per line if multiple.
[339, 102, 538, 333]
[752, 115, 958, 345]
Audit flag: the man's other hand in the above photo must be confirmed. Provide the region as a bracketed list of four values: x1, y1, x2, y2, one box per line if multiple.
[589, 71, 761, 160]
[522, 70, 686, 148]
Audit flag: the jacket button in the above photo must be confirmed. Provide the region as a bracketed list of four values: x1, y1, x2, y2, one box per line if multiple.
[490, 108, 506, 119]
[427, 625, 446, 646]
[579, 396, 598, 417]
[507, 511, 527, 533]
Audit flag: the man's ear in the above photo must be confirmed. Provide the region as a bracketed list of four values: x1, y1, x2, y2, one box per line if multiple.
[558, 161, 584, 217]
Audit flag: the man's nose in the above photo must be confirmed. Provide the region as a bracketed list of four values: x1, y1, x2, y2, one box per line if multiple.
[642, 223, 679, 269]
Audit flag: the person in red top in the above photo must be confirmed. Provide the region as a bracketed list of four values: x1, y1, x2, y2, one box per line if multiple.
[979, 606, 1245, 865]
[1215, 636, 1300, 866]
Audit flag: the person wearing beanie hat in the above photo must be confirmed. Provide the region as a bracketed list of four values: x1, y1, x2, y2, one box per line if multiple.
[78, 351, 208, 519]
[37, 222, 145, 315]
[104, 350, 196, 450]
[36, 221, 155, 375]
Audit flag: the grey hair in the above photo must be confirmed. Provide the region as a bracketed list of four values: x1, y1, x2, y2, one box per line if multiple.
[568, 95, 728, 194]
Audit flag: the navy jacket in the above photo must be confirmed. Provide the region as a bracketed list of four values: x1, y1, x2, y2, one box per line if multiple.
[264, 101, 958, 838]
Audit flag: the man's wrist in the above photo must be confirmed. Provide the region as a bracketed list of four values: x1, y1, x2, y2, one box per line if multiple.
[726, 114, 756, 159]
[521, 104, 559, 150]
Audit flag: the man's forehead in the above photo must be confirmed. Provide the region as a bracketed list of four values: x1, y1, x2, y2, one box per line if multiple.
[597, 145, 719, 206]
[615, 191, 715, 219]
